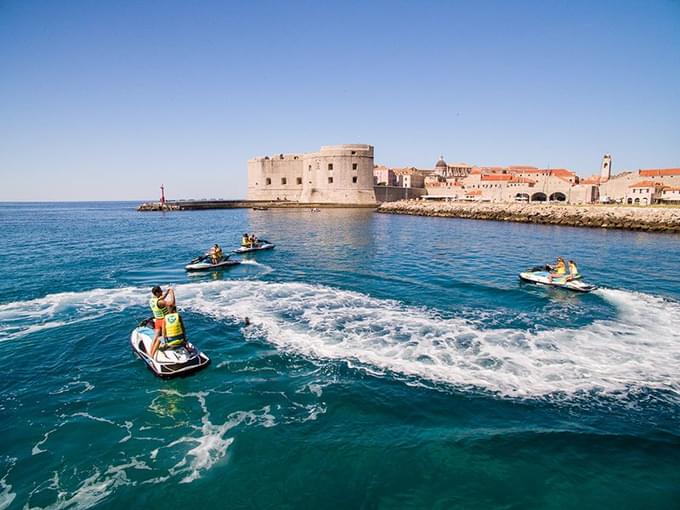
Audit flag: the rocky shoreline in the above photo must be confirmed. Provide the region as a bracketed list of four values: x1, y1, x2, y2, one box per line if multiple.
[378, 200, 680, 233]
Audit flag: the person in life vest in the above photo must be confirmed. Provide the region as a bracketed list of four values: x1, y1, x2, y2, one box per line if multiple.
[149, 286, 174, 356]
[567, 260, 580, 281]
[158, 304, 187, 352]
[548, 257, 567, 283]
[209, 244, 223, 264]
[241, 233, 250, 248]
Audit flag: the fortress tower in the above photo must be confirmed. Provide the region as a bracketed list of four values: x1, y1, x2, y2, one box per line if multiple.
[247, 144, 376, 204]
[600, 154, 612, 183]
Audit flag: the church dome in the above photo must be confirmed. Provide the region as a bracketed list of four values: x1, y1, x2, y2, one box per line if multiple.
[435, 155, 447, 169]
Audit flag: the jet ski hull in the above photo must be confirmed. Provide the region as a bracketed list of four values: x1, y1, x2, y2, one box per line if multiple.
[185, 259, 240, 271]
[233, 243, 275, 254]
[130, 326, 210, 378]
[519, 271, 596, 293]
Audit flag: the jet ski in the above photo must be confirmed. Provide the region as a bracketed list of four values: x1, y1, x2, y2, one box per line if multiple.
[130, 320, 210, 378]
[185, 255, 240, 271]
[233, 242, 275, 254]
[519, 269, 597, 293]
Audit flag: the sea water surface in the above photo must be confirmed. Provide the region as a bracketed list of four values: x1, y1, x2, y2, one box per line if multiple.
[0, 202, 678, 509]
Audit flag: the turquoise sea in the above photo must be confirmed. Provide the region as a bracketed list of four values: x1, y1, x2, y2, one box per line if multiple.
[0, 202, 679, 509]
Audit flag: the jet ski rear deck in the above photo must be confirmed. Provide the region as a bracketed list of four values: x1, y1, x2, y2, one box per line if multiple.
[130, 324, 210, 378]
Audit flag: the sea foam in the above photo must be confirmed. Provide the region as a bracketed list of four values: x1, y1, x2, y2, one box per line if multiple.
[1, 280, 679, 399]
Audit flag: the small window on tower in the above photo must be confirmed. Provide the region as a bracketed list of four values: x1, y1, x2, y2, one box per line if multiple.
[281, 177, 287, 185]
[328, 177, 333, 184]
[352, 163, 358, 170]
[296, 177, 302, 185]
[328, 163, 333, 171]
[266, 178, 271, 185]
[352, 176, 358, 183]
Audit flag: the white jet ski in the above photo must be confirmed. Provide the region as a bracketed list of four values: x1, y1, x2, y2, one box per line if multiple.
[185, 255, 240, 271]
[519, 269, 597, 293]
[233, 242, 275, 254]
[130, 321, 210, 378]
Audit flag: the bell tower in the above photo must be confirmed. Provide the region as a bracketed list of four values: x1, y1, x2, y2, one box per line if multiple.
[600, 154, 612, 183]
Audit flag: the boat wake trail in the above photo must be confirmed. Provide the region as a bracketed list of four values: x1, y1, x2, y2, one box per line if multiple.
[1, 281, 679, 399]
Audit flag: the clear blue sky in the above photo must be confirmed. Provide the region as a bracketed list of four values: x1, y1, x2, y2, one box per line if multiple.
[1, 0, 679, 201]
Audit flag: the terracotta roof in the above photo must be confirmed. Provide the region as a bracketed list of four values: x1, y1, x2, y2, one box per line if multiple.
[472, 166, 508, 174]
[639, 168, 680, 177]
[508, 165, 539, 170]
[511, 177, 537, 184]
[629, 180, 665, 188]
[465, 190, 482, 196]
[481, 174, 513, 181]
[538, 169, 576, 177]
[580, 176, 601, 184]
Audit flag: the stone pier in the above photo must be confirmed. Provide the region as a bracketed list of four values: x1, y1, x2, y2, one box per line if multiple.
[377, 200, 680, 233]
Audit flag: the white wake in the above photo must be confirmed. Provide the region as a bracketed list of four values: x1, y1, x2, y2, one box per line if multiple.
[1, 280, 679, 398]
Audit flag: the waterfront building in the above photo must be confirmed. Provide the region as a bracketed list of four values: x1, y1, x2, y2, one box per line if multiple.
[373, 165, 397, 186]
[598, 168, 680, 203]
[392, 167, 429, 188]
[659, 187, 680, 204]
[247, 144, 376, 204]
[626, 181, 665, 205]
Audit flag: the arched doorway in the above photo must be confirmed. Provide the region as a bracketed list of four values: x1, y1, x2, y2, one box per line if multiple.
[627, 198, 633, 205]
[634, 198, 640, 205]
[549, 192, 566, 202]
[531, 192, 547, 202]
[515, 193, 529, 202]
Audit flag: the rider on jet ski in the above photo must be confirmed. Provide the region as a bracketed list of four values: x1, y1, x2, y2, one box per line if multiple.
[209, 244, 223, 264]
[149, 286, 174, 354]
[158, 304, 187, 353]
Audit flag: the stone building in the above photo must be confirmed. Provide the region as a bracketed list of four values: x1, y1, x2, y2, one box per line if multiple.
[247, 144, 376, 204]
[597, 167, 680, 203]
[626, 181, 665, 205]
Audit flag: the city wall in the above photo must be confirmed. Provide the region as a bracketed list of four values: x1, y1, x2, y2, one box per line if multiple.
[378, 200, 680, 233]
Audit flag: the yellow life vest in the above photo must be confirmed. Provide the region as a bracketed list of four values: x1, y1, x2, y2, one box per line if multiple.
[555, 261, 566, 274]
[241, 237, 249, 247]
[163, 313, 185, 345]
[149, 297, 168, 319]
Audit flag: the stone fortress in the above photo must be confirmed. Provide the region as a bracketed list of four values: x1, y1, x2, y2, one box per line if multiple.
[247, 144, 679, 206]
[247, 144, 376, 204]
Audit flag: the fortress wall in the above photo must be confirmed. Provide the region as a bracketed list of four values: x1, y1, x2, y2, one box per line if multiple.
[248, 144, 376, 204]
[300, 144, 376, 204]
[247, 154, 304, 201]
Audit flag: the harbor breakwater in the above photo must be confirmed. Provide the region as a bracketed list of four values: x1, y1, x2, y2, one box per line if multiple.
[378, 200, 680, 233]
[137, 200, 377, 211]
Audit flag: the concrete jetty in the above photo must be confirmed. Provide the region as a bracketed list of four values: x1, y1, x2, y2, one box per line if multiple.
[378, 200, 680, 233]
[137, 199, 377, 211]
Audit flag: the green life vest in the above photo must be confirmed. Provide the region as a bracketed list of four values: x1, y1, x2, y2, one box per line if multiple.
[163, 312, 185, 346]
[149, 297, 168, 319]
